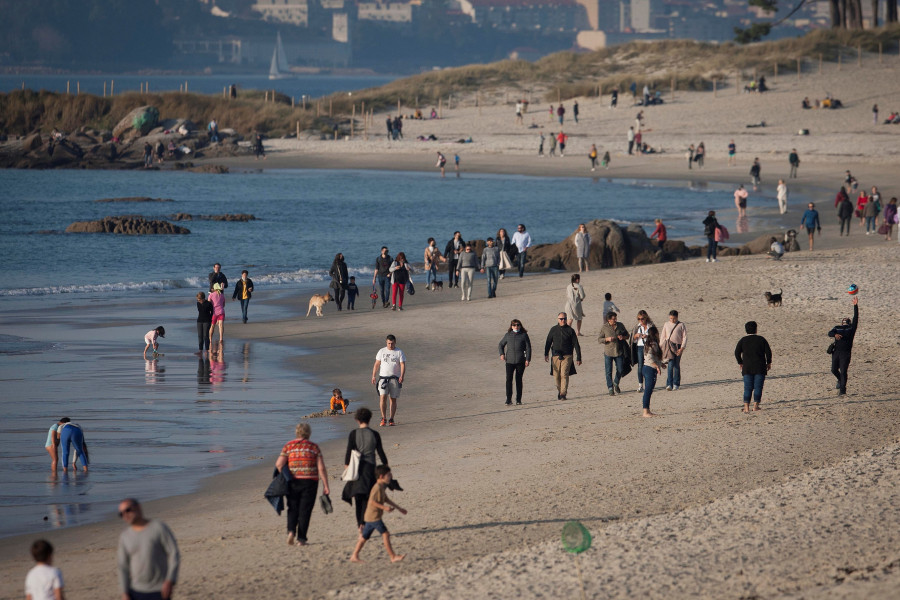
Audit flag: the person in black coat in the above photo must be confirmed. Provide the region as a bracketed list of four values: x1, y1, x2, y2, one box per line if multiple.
[702, 211, 720, 262]
[196, 291, 214, 352]
[208, 262, 228, 292]
[499, 318, 532, 405]
[734, 321, 772, 412]
[329, 253, 349, 310]
[342, 408, 389, 529]
[232, 270, 254, 324]
[828, 296, 859, 396]
[444, 232, 465, 288]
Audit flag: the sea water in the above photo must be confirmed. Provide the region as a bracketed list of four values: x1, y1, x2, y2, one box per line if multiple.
[0, 168, 783, 537]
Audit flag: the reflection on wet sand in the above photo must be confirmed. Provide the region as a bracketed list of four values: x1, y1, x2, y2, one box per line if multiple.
[210, 341, 226, 387]
[197, 355, 212, 394]
[144, 358, 165, 384]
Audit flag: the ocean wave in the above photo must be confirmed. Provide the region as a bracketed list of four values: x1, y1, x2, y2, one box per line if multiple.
[0, 269, 375, 297]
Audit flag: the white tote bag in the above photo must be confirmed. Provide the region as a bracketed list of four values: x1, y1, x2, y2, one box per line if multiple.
[341, 449, 361, 482]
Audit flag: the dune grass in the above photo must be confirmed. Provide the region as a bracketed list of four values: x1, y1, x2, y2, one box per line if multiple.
[2, 26, 899, 138]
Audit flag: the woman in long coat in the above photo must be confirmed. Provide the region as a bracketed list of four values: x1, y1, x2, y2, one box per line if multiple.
[565, 274, 586, 336]
[573, 223, 591, 273]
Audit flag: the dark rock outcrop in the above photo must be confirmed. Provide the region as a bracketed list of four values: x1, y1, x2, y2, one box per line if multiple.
[95, 197, 173, 203]
[65, 217, 189, 235]
[172, 162, 229, 174]
[168, 213, 255, 221]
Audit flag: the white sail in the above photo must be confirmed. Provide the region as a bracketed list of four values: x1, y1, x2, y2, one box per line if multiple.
[268, 32, 292, 80]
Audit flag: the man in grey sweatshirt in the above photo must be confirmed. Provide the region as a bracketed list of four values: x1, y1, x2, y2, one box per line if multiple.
[480, 237, 501, 298]
[117, 498, 180, 600]
[455, 243, 479, 302]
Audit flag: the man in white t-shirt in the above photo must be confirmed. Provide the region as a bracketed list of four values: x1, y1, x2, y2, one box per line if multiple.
[371, 334, 406, 427]
[510, 223, 532, 278]
[25, 539, 64, 600]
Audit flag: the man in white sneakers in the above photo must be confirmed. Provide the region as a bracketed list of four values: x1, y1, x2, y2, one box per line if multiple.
[371, 335, 406, 426]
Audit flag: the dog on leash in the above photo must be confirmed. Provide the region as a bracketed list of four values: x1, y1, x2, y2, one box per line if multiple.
[306, 292, 334, 317]
[431, 280, 444, 291]
[764, 288, 783, 307]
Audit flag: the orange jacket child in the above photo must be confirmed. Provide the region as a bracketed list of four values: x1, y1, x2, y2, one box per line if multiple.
[330, 389, 348, 413]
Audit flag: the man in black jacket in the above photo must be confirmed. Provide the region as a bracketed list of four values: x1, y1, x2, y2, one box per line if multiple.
[372, 247, 392, 308]
[544, 312, 582, 400]
[828, 296, 859, 395]
[444, 232, 465, 288]
[232, 270, 254, 324]
[734, 321, 772, 412]
[208, 263, 227, 293]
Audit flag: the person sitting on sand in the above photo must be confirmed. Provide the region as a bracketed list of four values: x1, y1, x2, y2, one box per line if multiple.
[802, 97, 811, 110]
[143, 326, 165, 359]
[330, 389, 348, 414]
[767, 237, 784, 260]
[349, 465, 406, 563]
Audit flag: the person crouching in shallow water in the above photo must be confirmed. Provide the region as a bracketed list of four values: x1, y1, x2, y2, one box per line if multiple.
[734, 321, 772, 412]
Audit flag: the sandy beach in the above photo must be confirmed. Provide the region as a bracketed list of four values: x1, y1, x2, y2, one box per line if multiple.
[2, 57, 900, 599]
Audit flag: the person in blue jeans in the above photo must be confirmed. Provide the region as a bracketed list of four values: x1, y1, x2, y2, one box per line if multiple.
[702, 211, 719, 262]
[511, 223, 532, 278]
[734, 320, 772, 412]
[59, 421, 88, 473]
[661, 310, 687, 390]
[599, 311, 629, 395]
[372, 247, 392, 308]
[232, 270, 253, 324]
[641, 326, 663, 417]
[480, 237, 500, 298]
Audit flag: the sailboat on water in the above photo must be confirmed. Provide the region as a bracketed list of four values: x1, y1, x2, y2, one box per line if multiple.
[268, 32, 292, 80]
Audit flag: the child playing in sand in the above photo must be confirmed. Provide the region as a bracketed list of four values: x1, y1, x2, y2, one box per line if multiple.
[143, 326, 165, 358]
[350, 465, 406, 563]
[603, 293, 620, 317]
[346, 277, 359, 310]
[330, 388, 349, 414]
[25, 539, 65, 600]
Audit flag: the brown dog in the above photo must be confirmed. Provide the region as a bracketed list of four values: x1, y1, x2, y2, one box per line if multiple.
[306, 292, 334, 317]
[764, 288, 783, 307]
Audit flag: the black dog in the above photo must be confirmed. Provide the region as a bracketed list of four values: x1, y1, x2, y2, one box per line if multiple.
[432, 280, 444, 291]
[764, 288, 783, 307]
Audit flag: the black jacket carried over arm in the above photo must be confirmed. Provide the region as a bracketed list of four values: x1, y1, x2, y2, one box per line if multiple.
[544, 325, 582, 361]
[828, 304, 859, 352]
[734, 334, 772, 375]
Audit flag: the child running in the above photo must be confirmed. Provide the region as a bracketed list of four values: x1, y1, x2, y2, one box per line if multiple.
[25, 539, 65, 600]
[330, 388, 348, 414]
[349, 465, 407, 563]
[143, 326, 165, 359]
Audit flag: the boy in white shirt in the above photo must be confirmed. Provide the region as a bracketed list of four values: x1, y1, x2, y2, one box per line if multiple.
[25, 539, 64, 600]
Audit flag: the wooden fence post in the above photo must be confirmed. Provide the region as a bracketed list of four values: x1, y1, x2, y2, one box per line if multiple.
[351, 104, 355, 138]
[111, 80, 114, 96]
[296, 121, 300, 139]
[67, 81, 70, 94]
[77, 82, 80, 95]
[103, 81, 107, 97]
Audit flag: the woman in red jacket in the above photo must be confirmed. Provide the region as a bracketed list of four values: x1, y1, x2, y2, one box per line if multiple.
[650, 219, 667, 244]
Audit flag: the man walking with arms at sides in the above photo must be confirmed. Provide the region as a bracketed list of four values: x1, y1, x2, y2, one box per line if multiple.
[661, 310, 687, 391]
[372, 247, 392, 308]
[371, 335, 406, 426]
[788, 148, 800, 179]
[480, 237, 500, 298]
[734, 321, 772, 412]
[232, 270, 253, 324]
[455, 242, 479, 302]
[598, 311, 629, 396]
[800, 202, 821, 251]
[208, 263, 227, 293]
[544, 312, 582, 401]
[117, 498, 179, 600]
[828, 295, 859, 396]
[444, 232, 465, 289]
[511, 224, 532, 278]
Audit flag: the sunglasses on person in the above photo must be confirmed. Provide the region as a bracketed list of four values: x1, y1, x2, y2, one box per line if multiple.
[118, 506, 135, 518]
[558, 316, 567, 320]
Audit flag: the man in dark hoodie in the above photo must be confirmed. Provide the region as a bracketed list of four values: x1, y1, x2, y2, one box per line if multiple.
[828, 295, 859, 396]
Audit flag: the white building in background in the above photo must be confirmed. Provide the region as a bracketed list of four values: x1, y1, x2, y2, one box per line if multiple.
[357, 1, 417, 23]
[630, 0, 664, 31]
[252, 0, 310, 26]
[333, 12, 349, 42]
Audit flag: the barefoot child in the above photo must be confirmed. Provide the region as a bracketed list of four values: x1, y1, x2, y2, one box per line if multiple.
[349, 465, 406, 563]
[330, 388, 348, 414]
[25, 539, 65, 600]
[143, 326, 165, 359]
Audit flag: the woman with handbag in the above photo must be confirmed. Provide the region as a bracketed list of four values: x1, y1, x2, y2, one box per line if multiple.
[343, 408, 389, 531]
[496, 228, 514, 279]
[275, 422, 330, 546]
[388, 252, 411, 311]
